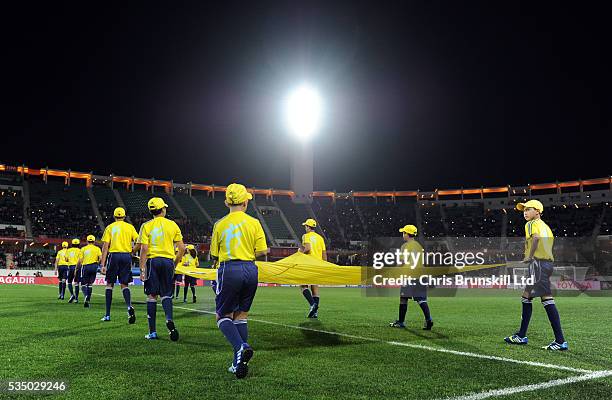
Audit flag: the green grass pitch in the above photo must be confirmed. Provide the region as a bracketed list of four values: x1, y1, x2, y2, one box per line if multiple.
[1, 285, 611, 400]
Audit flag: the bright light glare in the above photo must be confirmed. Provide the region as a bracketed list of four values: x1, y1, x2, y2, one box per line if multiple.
[285, 85, 322, 140]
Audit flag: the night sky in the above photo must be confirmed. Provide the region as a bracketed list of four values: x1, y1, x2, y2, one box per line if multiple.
[3, 2, 610, 192]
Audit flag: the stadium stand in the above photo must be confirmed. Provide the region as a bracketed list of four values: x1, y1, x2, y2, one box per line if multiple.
[506, 207, 526, 237]
[0, 171, 23, 185]
[420, 203, 446, 238]
[91, 184, 122, 226]
[259, 208, 293, 240]
[155, 192, 181, 218]
[173, 192, 209, 224]
[28, 179, 101, 238]
[116, 187, 166, 232]
[0, 188, 24, 225]
[193, 194, 227, 221]
[311, 197, 346, 249]
[546, 204, 602, 237]
[483, 208, 505, 237]
[12, 248, 55, 270]
[194, 193, 258, 221]
[275, 196, 312, 240]
[116, 188, 209, 242]
[2, 165, 612, 255]
[255, 195, 293, 241]
[507, 203, 604, 238]
[116, 187, 151, 220]
[173, 192, 213, 243]
[175, 218, 212, 244]
[0, 226, 24, 237]
[357, 196, 417, 238]
[335, 198, 366, 241]
[443, 203, 504, 238]
[245, 200, 259, 218]
[600, 203, 612, 235]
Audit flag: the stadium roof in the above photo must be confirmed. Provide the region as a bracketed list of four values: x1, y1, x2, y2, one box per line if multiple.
[2, 163, 610, 200]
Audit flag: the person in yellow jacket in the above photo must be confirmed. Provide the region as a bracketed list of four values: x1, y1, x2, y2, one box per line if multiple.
[80, 235, 102, 308]
[209, 183, 268, 379]
[504, 200, 567, 351]
[172, 244, 184, 300]
[100, 207, 139, 323]
[181, 244, 199, 303]
[298, 219, 327, 318]
[54, 241, 70, 300]
[139, 197, 185, 341]
[66, 238, 83, 304]
[389, 225, 433, 330]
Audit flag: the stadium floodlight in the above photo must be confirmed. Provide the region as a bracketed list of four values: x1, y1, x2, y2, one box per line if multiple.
[284, 84, 322, 141]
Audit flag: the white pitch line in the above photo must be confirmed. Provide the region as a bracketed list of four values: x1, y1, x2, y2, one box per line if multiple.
[438, 370, 612, 400]
[38, 284, 594, 374]
[171, 304, 592, 374]
[387, 341, 591, 374]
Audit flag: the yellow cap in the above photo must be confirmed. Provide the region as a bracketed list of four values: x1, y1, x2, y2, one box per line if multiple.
[87, 235, 95, 242]
[302, 218, 317, 228]
[148, 197, 169, 211]
[516, 200, 544, 213]
[399, 224, 418, 235]
[61, 241, 69, 248]
[113, 207, 126, 218]
[72, 238, 80, 245]
[225, 183, 253, 205]
[186, 244, 195, 250]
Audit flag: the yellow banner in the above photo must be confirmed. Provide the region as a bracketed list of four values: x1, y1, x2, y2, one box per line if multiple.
[174, 252, 504, 285]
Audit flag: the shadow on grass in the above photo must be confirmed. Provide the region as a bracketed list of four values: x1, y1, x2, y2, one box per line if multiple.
[296, 320, 346, 346]
[174, 309, 215, 320]
[405, 328, 448, 340]
[246, 320, 363, 352]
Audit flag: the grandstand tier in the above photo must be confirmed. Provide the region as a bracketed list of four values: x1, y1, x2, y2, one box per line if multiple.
[0, 188, 24, 225]
[91, 185, 122, 226]
[255, 195, 294, 242]
[335, 198, 366, 242]
[116, 187, 151, 218]
[276, 196, 312, 240]
[357, 196, 417, 238]
[311, 197, 345, 248]
[194, 193, 258, 221]
[173, 192, 210, 224]
[0, 168, 611, 250]
[29, 179, 100, 238]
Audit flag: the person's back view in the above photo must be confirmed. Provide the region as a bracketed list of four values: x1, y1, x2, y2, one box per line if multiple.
[100, 207, 139, 323]
[209, 183, 268, 379]
[138, 198, 185, 341]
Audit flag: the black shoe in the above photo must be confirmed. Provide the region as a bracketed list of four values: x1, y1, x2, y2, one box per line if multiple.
[307, 303, 319, 318]
[68, 295, 75, 303]
[235, 344, 254, 379]
[423, 320, 434, 330]
[57, 295, 62, 300]
[74, 298, 79, 304]
[166, 320, 179, 342]
[128, 307, 136, 324]
[84, 301, 90, 308]
[390, 320, 406, 328]
[192, 295, 196, 303]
